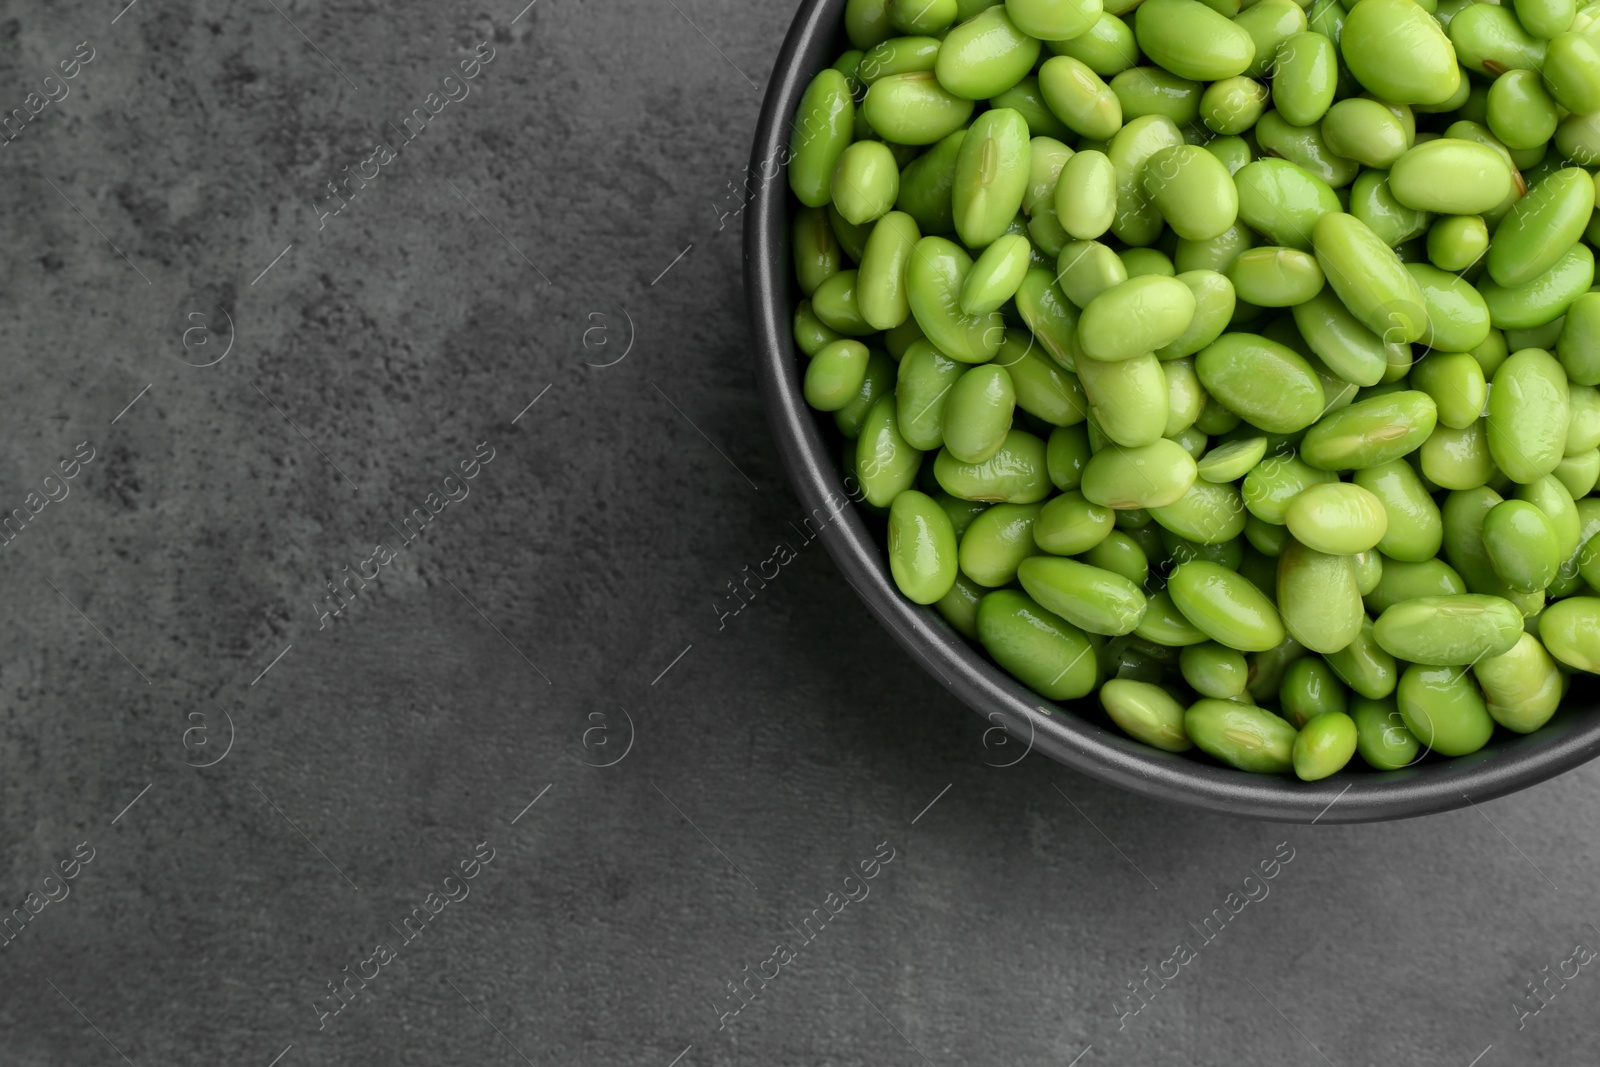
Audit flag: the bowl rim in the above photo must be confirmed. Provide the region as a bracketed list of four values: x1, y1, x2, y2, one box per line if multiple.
[742, 0, 1600, 823]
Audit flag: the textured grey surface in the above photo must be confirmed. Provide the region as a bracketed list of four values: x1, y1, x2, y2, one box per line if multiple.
[1, 0, 1598, 1064]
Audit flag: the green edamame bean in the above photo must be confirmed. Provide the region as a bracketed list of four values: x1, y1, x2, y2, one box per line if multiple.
[1489, 169, 1596, 290]
[1346, 170, 1431, 251]
[1076, 352, 1171, 445]
[1134, 588, 1211, 645]
[1427, 215, 1489, 273]
[1024, 136, 1075, 216]
[1161, 357, 1203, 436]
[1243, 452, 1337, 523]
[1038, 55, 1124, 139]
[1077, 530, 1146, 584]
[864, 69, 972, 146]
[795, 299, 845, 358]
[953, 108, 1033, 248]
[846, 0, 894, 50]
[837, 349, 897, 441]
[1155, 270, 1237, 359]
[1389, 139, 1514, 216]
[1539, 595, 1600, 671]
[794, 206, 844, 297]
[1226, 247, 1323, 308]
[1397, 662, 1494, 756]
[961, 502, 1044, 587]
[1019, 555, 1148, 634]
[1180, 642, 1249, 698]
[1567, 383, 1600, 452]
[1410, 353, 1487, 433]
[812, 270, 877, 336]
[1284, 482, 1388, 555]
[959, 233, 1032, 315]
[1078, 275, 1198, 361]
[1168, 559, 1284, 651]
[1354, 696, 1420, 769]
[895, 129, 965, 233]
[1320, 98, 1411, 170]
[1007, 0, 1105, 41]
[1234, 0, 1307, 79]
[1449, 3, 1548, 77]
[939, 493, 990, 540]
[1255, 109, 1359, 189]
[1301, 390, 1438, 470]
[994, 335, 1090, 425]
[1047, 423, 1093, 490]
[1185, 698, 1296, 772]
[1341, 0, 1460, 104]
[791, 69, 857, 208]
[944, 364, 1017, 464]
[1142, 144, 1240, 241]
[889, 0, 958, 35]
[1109, 66, 1202, 126]
[936, 428, 1053, 501]
[1556, 449, 1600, 497]
[1420, 421, 1496, 491]
[857, 395, 925, 506]
[1288, 290, 1395, 389]
[994, 78, 1077, 141]
[1272, 31, 1337, 127]
[1351, 460, 1442, 561]
[1514, 474, 1580, 559]
[1352, 548, 1384, 595]
[1032, 490, 1114, 554]
[1405, 263, 1493, 355]
[1487, 69, 1559, 154]
[1292, 710, 1357, 780]
[1057, 240, 1128, 307]
[1311, 212, 1429, 344]
[1134, 0, 1257, 80]
[936, 569, 986, 639]
[1121, 246, 1177, 278]
[1365, 556, 1467, 614]
[1279, 655, 1349, 727]
[937, 6, 1043, 99]
[1054, 149, 1118, 240]
[1079, 437, 1198, 508]
[832, 141, 901, 226]
[1245, 633, 1310, 703]
[1149, 478, 1247, 544]
[1506, 319, 1568, 355]
[1196, 332, 1326, 433]
[1106, 114, 1186, 245]
[1200, 75, 1270, 136]
[1100, 679, 1194, 750]
[1325, 618, 1399, 699]
[896, 341, 964, 450]
[858, 211, 923, 330]
[1049, 11, 1140, 76]
[1483, 498, 1562, 592]
[1197, 437, 1267, 483]
[1475, 631, 1562, 733]
[859, 35, 942, 84]
[888, 490, 961, 603]
[1278, 539, 1366, 653]
[1516, 0, 1576, 38]
[977, 588, 1101, 698]
[1014, 270, 1083, 368]
[1486, 348, 1570, 483]
[1559, 292, 1600, 386]
[1373, 593, 1524, 665]
[1234, 159, 1341, 253]
[1543, 31, 1600, 113]
[907, 237, 1006, 362]
[805, 339, 874, 412]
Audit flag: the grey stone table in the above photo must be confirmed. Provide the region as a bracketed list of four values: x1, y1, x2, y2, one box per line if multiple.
[1, 1, 1596, 1063]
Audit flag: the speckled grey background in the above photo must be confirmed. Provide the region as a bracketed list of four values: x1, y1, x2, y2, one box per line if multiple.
[1, 0, 1597, 1064]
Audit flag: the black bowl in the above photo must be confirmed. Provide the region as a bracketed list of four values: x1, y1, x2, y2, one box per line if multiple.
[742, 0, 1600, 822]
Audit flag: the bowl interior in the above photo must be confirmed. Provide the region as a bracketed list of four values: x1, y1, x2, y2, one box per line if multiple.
[742, 0, 1600, 822]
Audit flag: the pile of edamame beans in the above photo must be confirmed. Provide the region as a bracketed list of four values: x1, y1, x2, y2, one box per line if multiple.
[788, 0, 1600, 780]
